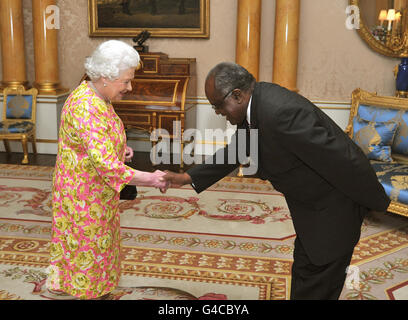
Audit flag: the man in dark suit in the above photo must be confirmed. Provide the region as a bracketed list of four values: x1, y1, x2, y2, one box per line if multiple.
[162, 62, 390, 299]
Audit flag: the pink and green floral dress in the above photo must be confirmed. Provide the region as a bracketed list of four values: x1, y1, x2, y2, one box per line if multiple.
[48, 81, 136, 299]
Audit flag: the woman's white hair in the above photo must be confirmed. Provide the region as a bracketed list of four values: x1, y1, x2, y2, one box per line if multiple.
[84, 40, 140, 81]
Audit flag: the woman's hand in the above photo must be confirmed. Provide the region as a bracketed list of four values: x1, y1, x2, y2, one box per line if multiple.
[129, 169, 169, 191]
[125, 146, 134, 163]
[149, 170, 169, 189]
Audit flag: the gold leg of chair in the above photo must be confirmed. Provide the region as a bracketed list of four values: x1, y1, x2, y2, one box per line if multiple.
[32, 135, 37, 154]
[238, 165, 244, 177]
[3, 139, 10, 153]
[21, 135, 29, 164]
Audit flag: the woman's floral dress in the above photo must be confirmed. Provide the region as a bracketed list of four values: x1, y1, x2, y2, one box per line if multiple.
[48, 81, 136, 299]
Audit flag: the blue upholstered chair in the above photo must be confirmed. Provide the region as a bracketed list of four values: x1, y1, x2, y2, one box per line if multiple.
[0, 86, 38, 164]
[347, 88, 408, 218]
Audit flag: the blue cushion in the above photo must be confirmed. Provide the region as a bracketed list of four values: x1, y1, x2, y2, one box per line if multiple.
[352, 116, 398, 162]
[357, 104, 408, 155]
[6, 95, 33, 119]
[372, 161, 408, 205]
[0, 121, 34, 134]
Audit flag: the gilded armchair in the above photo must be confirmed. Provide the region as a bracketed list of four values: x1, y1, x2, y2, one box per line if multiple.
[0, 86, 38, 164]
[346, 88, 408, 218]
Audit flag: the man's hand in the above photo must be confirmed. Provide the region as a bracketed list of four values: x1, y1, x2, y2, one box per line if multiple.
[163, 170, 192, 188]
[125, 146, 134, 163]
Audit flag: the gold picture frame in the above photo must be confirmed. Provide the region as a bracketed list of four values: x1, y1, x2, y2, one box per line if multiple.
[88, 0, 209, 38]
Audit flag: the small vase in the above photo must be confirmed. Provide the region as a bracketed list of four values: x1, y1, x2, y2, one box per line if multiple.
[396, 58, 408, 93]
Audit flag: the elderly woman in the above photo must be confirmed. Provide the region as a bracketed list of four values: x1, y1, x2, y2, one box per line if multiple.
[47, 40, 166, 299]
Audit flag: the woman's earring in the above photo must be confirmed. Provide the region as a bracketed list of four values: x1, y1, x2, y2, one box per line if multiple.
[103, 83, 107, 87]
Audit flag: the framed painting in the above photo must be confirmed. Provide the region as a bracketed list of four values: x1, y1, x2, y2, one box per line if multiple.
[88, 0, 209, 38]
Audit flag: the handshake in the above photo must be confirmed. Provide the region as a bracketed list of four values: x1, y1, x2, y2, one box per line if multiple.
[130, 169, 192, 193]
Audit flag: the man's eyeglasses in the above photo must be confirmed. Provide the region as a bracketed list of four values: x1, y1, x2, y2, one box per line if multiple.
[212, 89, 235, 110]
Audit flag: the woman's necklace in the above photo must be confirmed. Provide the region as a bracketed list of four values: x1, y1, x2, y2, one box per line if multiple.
[88, 81, 111, 104]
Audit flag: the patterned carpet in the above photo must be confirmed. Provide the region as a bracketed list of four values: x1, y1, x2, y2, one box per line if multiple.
[0, 164, 407, 300]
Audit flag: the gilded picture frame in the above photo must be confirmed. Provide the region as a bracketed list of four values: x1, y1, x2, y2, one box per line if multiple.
[88, 0, 209, 38]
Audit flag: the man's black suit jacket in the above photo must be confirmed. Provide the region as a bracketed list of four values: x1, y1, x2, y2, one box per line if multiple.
[187, 82, 390, 265]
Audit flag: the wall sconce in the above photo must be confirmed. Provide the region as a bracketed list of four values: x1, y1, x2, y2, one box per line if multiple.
[387, 9, 396, 31]
[379, 9, 387, 27]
